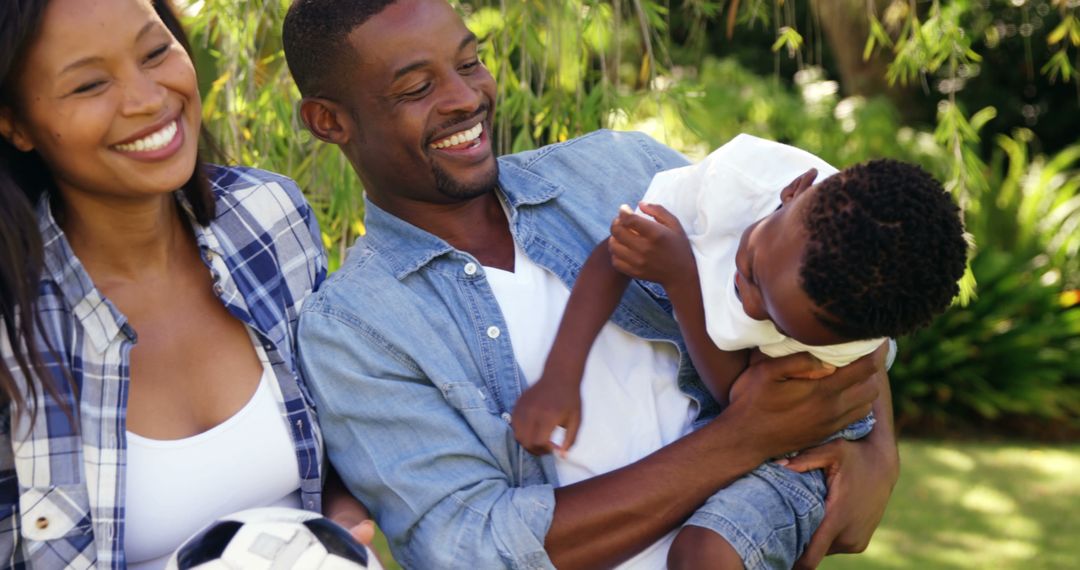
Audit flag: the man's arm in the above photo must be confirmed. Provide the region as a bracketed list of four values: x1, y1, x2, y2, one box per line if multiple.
[298, 308, 559, 569]
[546, 350, 881, 569]
[781, 348, 900, 569]
[513, 239, 630, 455]
[299, 302, 880, 570]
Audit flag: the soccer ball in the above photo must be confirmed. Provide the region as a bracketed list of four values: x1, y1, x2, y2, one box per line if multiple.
[166, 507, 382, 570]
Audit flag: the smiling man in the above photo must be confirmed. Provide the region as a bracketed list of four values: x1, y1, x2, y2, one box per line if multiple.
[285, 1, 898, 568]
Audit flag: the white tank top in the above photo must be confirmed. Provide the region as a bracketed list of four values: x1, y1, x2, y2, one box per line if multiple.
[124, 343, 302, 570]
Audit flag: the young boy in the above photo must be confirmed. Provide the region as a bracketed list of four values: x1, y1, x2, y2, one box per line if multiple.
[512, 134, 968, 568]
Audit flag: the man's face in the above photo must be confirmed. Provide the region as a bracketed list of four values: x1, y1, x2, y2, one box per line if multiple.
[340, 0, 498, 207]
[732, 182, 849, 346]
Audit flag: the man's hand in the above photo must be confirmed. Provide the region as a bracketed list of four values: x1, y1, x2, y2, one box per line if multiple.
[780, 433, 899, 569]
[513, 374, 583, 456]
[726, 351, 881, 460]
[609, 202, 695, 289]
[780, 343, 899, 569]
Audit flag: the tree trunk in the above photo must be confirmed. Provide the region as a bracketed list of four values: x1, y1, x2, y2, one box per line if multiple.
[811, 0, 927, 123]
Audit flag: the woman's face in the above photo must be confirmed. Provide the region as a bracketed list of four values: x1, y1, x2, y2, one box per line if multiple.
[1, 0, 200, 201]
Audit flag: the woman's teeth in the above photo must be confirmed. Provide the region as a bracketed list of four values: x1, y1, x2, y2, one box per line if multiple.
[114, 120, 178, 153]
[430, 122, 483, 150]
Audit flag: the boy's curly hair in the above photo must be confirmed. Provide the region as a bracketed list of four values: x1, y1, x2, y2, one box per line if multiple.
[800, 159, 968, 340]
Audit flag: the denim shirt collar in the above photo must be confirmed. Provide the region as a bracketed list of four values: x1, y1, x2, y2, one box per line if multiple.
[362, 158, 565, 280]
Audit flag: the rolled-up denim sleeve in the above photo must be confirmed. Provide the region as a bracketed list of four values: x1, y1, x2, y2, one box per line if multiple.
[297, 308, 556, 569]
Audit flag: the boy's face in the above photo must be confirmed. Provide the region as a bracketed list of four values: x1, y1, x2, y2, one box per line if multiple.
[733, 181, 849, 347]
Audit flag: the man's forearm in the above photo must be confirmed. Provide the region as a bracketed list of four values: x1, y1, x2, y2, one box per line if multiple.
[546, 346, 885, 568]
[546, 412, 767, 569]
[866, 367, 899, 471]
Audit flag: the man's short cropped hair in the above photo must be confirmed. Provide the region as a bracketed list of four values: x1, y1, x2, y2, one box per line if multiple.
[282, 0, 398, 98]
[800, 159, 968, 340]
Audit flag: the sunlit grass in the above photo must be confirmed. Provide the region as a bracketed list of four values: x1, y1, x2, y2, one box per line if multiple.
[822, 440, 1080, 570]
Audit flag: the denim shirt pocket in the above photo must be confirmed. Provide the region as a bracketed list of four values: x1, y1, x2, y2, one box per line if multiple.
[441, 381, 498, 413]
[19, 484, 93, 542]
[440, 381, 519, 455]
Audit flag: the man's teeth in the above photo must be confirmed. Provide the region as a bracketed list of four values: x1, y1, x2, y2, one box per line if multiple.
[114, 120, 178, 153]
[430, 122, 483, 149]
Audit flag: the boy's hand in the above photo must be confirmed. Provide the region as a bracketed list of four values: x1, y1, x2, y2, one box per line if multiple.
[513, 375, 583, 457]
[609, 203, 695, 288]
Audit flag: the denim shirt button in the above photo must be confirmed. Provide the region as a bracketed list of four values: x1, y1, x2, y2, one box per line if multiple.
[501, 412, 512, 423]
[464, 262, 478, 276]
[486, 326, 501, 339]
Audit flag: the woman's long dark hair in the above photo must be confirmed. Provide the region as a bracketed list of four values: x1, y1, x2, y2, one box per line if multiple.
[0, 0, 216, 419]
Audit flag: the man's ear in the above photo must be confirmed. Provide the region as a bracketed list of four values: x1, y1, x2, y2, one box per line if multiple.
[0, 107, 34, 152]
[299, 97, 352, 145]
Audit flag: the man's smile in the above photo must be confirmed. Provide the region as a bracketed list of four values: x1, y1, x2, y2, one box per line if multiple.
[429, 121, 483, 150]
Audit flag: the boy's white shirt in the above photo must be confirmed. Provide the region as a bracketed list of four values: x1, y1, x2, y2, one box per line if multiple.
[638, 133, 884, 367]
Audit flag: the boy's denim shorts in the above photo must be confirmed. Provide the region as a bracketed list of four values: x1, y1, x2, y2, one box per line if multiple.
[684, 414, 875, 570]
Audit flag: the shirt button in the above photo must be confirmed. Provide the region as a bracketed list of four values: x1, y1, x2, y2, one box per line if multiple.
[201, 249, 213, 263]
[464, 262, 478, 276]
[213, 283, 224, 296]
[501, 412, 512, 423]
[486, 326, 501, 339]
[35, 517, 48, 530]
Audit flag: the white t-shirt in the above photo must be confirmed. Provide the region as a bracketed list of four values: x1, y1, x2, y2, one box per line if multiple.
[639, 133, 884, 367]
[124, 341, 302, 570]
[486, 242, 693, 569]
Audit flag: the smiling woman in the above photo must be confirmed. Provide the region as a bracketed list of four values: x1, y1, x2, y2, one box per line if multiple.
[0, 0, 371, 568]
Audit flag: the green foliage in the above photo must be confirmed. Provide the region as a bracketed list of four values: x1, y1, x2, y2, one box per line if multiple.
[184, 0, 362, 270]
[181, 0, 1080, 430]
[893, 131, 1080, 427]
[185, 0, 675, 268]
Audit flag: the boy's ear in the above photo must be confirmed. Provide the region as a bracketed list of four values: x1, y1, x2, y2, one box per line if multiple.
[299, 97, 352, 145]
[780, 168, 818, 203]
[0, 107, 35, 152]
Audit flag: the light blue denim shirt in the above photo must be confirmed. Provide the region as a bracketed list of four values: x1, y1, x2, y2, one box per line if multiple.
[297, 130, 716, 569]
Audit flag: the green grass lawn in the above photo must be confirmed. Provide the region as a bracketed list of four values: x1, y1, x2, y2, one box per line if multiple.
[822, 440, 1080, 570]
[369, 440, 1080, 569]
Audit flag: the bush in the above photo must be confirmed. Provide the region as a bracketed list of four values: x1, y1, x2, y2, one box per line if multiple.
[893, 131, 1080, 430]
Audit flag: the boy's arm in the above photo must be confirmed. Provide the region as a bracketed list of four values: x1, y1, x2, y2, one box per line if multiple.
[512, 239, 630, 455]
[610, 204, 748, 405]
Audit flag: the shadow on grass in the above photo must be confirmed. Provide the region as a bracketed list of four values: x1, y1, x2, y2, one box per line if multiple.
[821, 440, 1080, 570]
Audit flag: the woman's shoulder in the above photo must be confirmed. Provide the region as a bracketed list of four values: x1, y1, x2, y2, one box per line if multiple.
[204, 164, 306, 203]
[202, 164, 315, 228]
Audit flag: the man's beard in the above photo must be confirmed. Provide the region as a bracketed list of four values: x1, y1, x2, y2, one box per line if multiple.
[430, 158, 500, 201]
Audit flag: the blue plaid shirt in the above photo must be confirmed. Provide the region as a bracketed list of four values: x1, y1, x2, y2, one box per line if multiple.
[0, 165, 327, 569]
